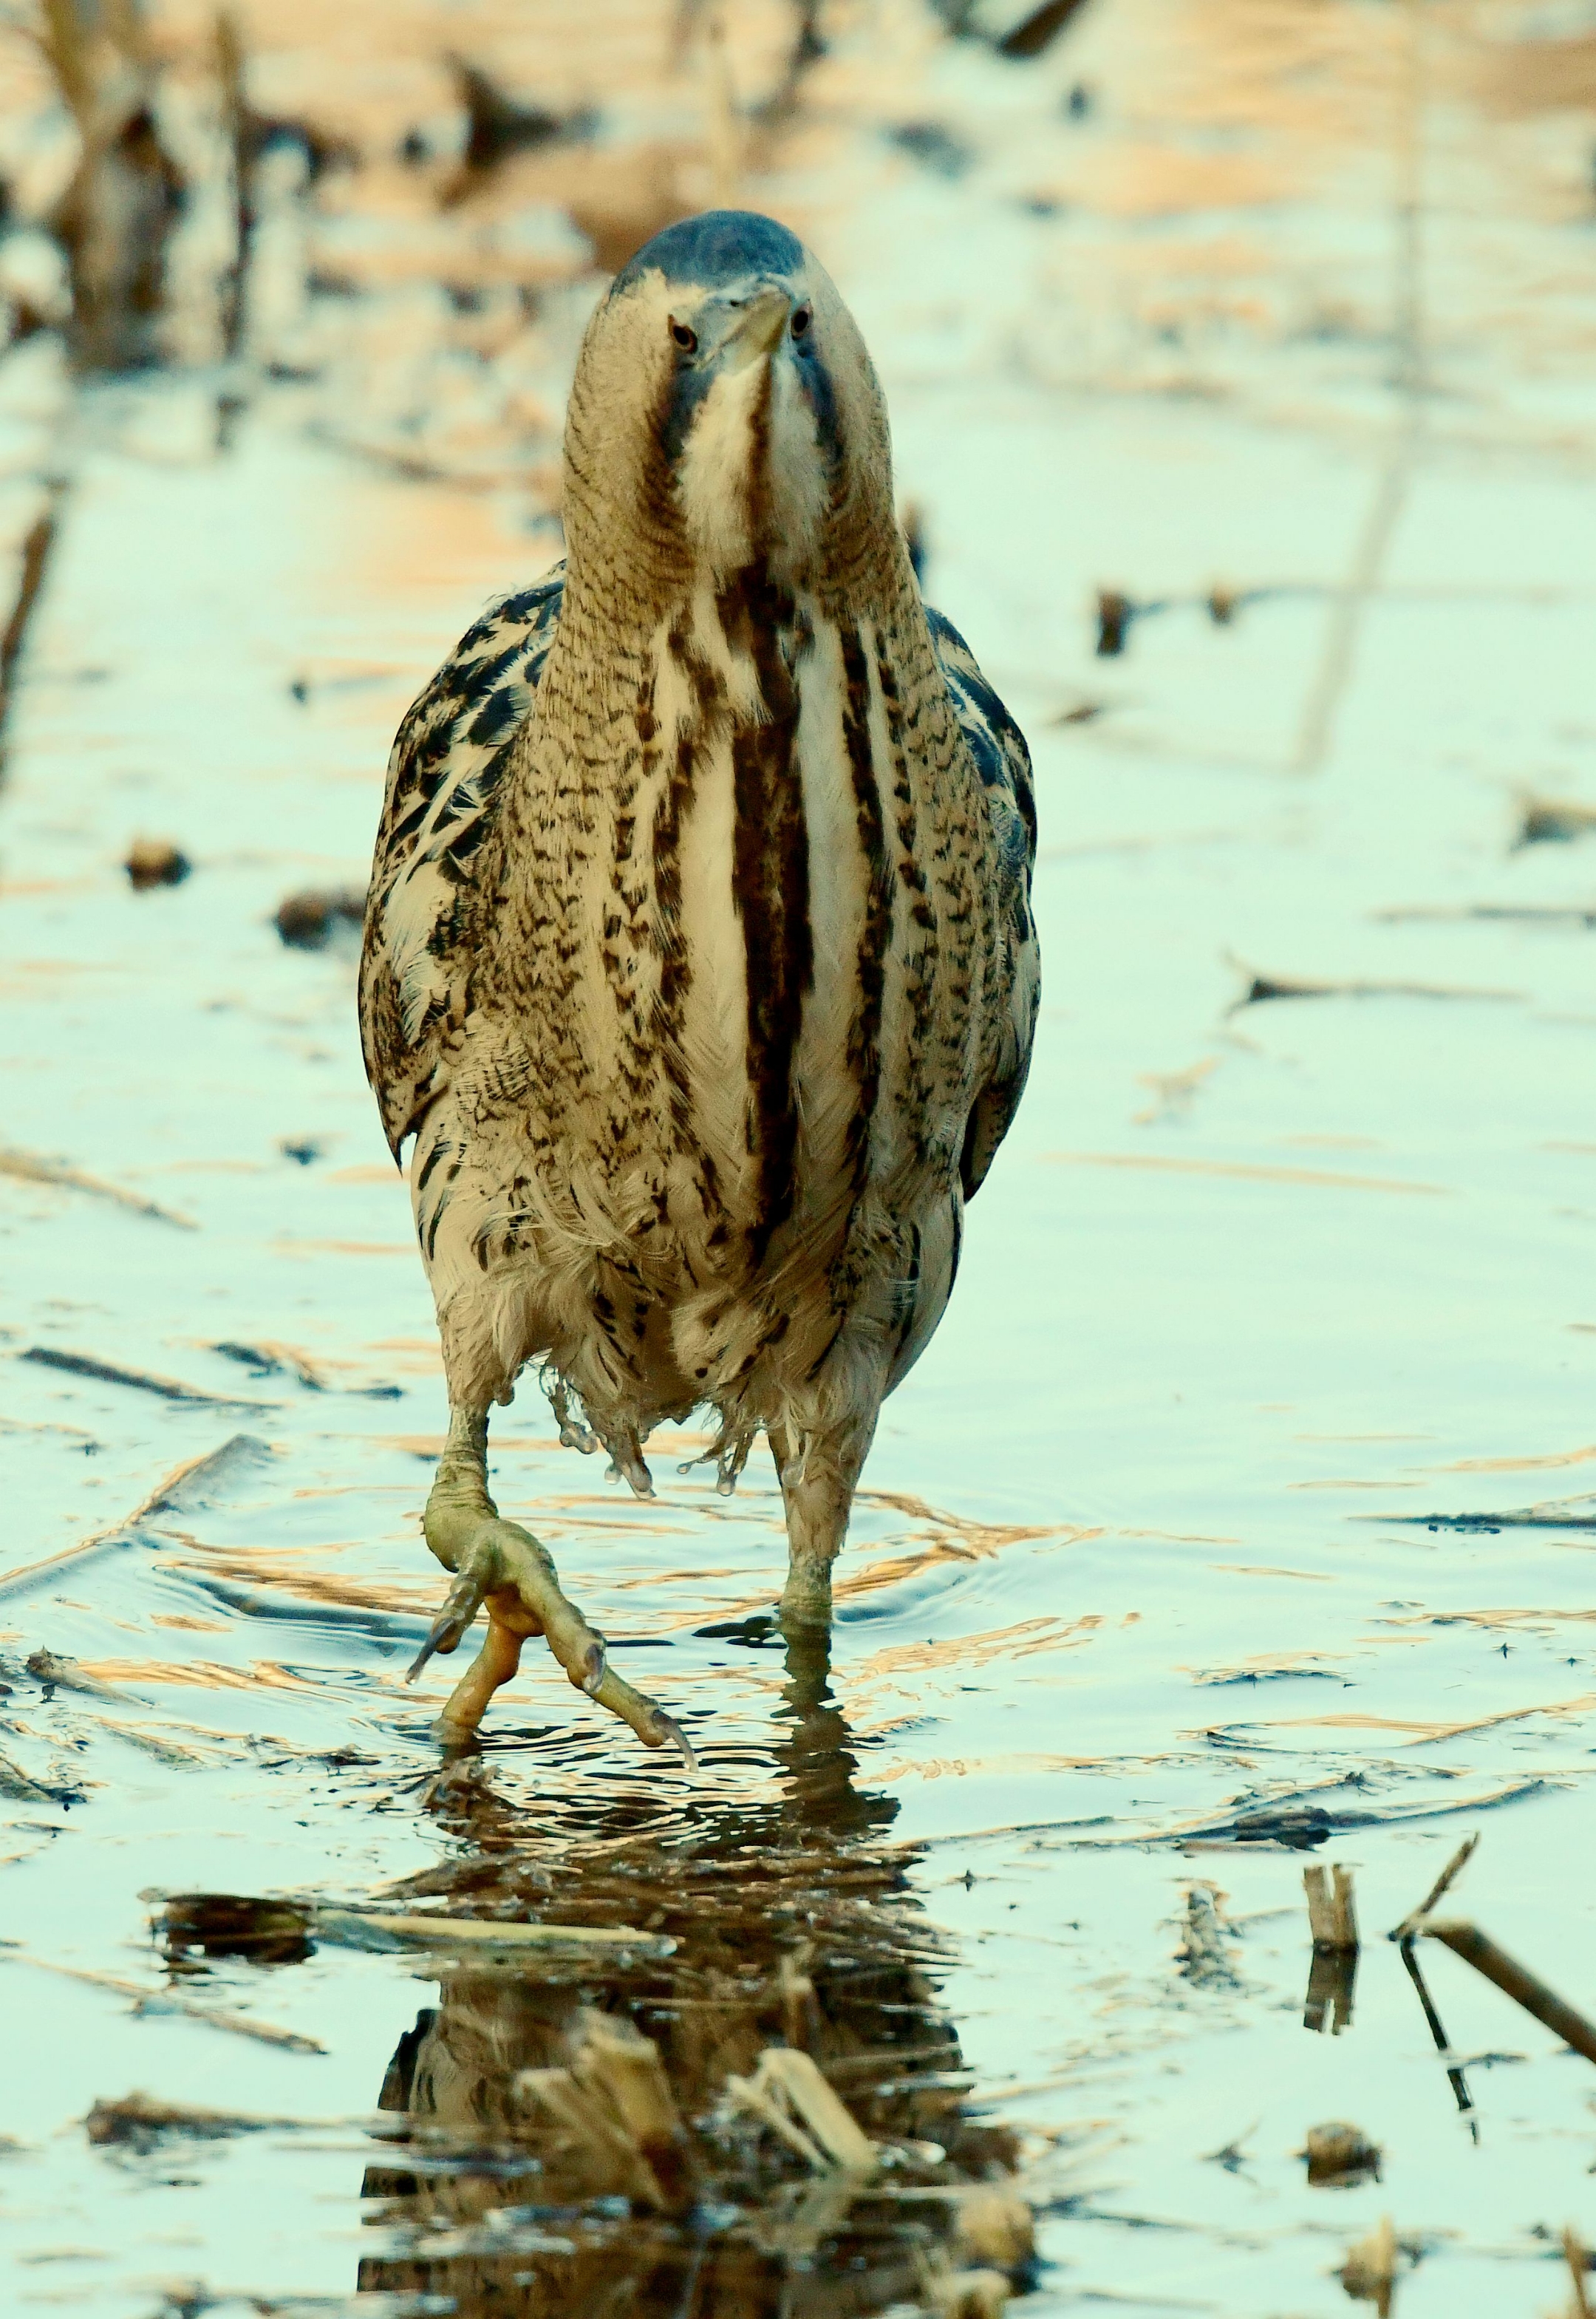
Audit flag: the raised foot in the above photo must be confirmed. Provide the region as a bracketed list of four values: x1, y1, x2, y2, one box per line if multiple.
[406, 1514, 695, 1771]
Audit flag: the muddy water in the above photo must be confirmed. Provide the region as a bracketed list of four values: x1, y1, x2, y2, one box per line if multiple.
[5, 0, 1596, 2312]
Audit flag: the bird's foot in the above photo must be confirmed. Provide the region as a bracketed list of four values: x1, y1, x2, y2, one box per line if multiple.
[407, 1514, 695, 1770]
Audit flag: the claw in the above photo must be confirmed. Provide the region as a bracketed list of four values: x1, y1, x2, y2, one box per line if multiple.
[649, 1710, 698, 1774]
[576, 1638, 607, 1697]
[406, 1563, 487, 1682]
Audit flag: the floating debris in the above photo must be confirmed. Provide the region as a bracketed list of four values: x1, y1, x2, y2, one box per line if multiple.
[24, 1649, 144, 1704]
[1390, 1837, 1596, 2068]
[1306, 1862, 1360, 1952]
[1302, 2120, 1382, 2187]
[1095, 587, 1133, 655]
[0, 1147, 195, 1228]
[0, 1948, 324, 2051]
[20, 1346, 266, 1409]
[273, 885, 366, 950]
[313, 1905, 673, 1957]
[1515, 798, 1596, 848]
[998, 0, 1092, 58]
[123, 836, 191, 890]
[1555, 2227, 1594, 2319]
[1417, 1920, 1596, 2067]
[84, 2092, 321, 2151]
[1176, 1882, 1240, 1986]
[161, 1893, 317, 1969]
[1338, 2212, 1398, 2312]
[0, 1751, 73, 1806]
[1227, 962, 1522, 1012]
[1388, 1832, 1478, 1944]
[0, 1433, 274, 1601]
[0, 495, 63, 775]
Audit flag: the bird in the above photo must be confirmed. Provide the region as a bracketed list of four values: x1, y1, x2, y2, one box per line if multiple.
[358, 209, 1039, 1766]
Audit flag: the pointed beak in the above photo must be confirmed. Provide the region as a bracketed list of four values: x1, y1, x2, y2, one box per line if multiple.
[719, 285, 792, 372]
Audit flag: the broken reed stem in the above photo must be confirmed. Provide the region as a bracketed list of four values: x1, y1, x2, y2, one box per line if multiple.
[1421, 1919, 1596, 2067]
[1564, 2226, 1593, 2319]
[1389, 1831, 1478, 1943]
[1304, 1862, 1359, 1951]
[0, 494, 64, 778]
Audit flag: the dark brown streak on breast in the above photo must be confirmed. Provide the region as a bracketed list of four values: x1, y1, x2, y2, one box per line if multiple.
[723, 558, 808, 1269]
[651, 642, 726, 1222]
[838, 622, 890, 1196]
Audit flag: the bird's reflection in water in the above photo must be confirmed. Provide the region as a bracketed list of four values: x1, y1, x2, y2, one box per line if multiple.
[356, 1632, 1034, 2315]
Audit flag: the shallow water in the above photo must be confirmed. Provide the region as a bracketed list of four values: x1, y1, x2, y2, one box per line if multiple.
[4, 0, 1596, 2312]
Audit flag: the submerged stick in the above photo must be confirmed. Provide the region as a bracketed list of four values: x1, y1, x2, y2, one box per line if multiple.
[1419, 1919, 1596, 2066]
[1397, 1937, 1476, 2130]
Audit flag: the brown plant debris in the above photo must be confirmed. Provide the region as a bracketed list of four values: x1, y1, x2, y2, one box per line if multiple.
[724, 2045, 879, 2173]
[124, 837, 191, 890]
[1416, 1920, 1596, 2067]
[1227, 961, 1521, 1012]
[1388, 1832, 1478, 1944]
[273, 884, 367, 950]
[1382, 1498, 1596, 1533]
[516, 2006, 695, 2212]
[24, 1649, 145, 1703]
[0, 1751, 72, 1805]
[19, 1346, 265, 1409]
[0, 498, 62, 774]
[1, 1948, 323, 2051]
[1303, 2120, 1382, 2187]
[0, 1419, 271, 1604]
[161, 1893, 317, 1969]
[1338, 2213, 1398, 2312]
[313, 1904, 672, 1955]
[84, 2092, 318, 2151]
[1516, 799, 1596, 848]
[1557, 2227, 1594, 2319]
[0, 1147, 195, 1228]
[1306, 1862, 1360, 1952]
[1176, 1882, 1240, 1986]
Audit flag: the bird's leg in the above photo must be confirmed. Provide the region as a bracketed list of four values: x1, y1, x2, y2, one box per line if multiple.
[409, 1405, 695, 1767]
[769, 1420, 871, 1638]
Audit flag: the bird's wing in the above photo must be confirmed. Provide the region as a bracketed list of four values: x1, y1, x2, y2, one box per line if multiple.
[924, 605, 1040, 1199]
[359, 567, 565, 1158]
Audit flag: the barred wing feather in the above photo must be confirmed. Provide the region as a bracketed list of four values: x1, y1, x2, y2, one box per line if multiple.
[358, 569, 565, 1157]
[925, 605, 1040, 1199]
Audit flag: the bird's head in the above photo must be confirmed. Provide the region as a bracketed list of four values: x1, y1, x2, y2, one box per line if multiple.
[562, 210, 897, 603]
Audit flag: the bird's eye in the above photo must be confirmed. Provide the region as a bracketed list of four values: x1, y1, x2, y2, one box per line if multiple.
[670, 319, 698, 351]
[791, 306, 812, 338]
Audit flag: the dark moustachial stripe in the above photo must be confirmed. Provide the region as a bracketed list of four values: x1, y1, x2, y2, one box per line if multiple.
[838, 623, 890, 1191]
[723, 562, 810, 1264]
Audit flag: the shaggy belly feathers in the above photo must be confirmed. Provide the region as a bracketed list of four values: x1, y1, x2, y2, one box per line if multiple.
[359, 560, 1037, 1489]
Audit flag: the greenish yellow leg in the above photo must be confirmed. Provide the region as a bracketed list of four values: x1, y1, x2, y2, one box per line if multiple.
[410, 1409, 695, 1768]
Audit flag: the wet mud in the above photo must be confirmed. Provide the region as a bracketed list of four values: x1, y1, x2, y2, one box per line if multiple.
[4, 0, 1596, 2312]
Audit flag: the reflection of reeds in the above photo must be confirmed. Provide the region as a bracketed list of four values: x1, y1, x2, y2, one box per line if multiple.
[344, 1645, 1033, 2316]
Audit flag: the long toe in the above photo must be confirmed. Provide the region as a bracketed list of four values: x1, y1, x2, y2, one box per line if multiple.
[464, 1517, 693, 1765]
